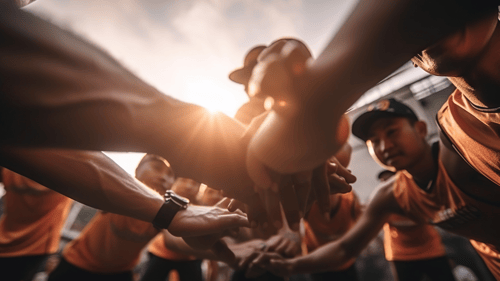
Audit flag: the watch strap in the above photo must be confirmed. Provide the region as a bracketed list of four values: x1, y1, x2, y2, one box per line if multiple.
[152, 199, 183, 230]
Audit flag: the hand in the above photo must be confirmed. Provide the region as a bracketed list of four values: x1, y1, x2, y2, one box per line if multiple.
[248, 252, 294, 278]
[168, 205, 249, 237]
[230, 240, 267, 271]
[265, 230, 302, 258]
[246, 40, 350, 179]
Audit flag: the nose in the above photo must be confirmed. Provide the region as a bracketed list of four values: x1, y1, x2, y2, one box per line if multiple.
[379, 138, 394, 154]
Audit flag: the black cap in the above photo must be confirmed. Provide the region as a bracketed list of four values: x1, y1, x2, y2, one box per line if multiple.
[229, 45, 266, 85]
[352, 98, 418, 141]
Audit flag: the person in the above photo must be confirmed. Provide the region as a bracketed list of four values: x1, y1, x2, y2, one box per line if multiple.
[376, 170, 456, 281]
[0, 0, 352, 232]
[230, 39, 356, 224]
[48, 155, 234, 281]
[0, 168, 73, 281]
[244, 0, 499, 191]
[300, 191, 362, 281]
[252, 99, 471, 280]
[139, 178, 205, 281]
[227, 53, 303, 281]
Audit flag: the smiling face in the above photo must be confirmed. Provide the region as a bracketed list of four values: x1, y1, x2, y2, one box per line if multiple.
[366, 117, 427, 171]
[411, 11, 498, 77]
[135, 159, 175, 194]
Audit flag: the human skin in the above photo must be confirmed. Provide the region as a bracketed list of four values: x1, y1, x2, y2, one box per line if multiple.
[246, 0, 497, 187]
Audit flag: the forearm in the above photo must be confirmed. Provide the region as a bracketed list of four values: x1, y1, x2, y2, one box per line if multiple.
[307, 0, 497, 114]
[289, 241, 354, 274]
[0, 147, 163, 222]
[0, 4, 253, 193]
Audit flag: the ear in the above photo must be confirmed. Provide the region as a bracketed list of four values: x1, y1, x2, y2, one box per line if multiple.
[414, 121, 427, 138]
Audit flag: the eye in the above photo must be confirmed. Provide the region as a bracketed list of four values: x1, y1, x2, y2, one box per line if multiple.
[386, 127, 398, 136]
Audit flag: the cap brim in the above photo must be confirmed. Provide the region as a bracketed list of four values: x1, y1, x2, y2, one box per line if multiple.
[229, 66, 253, 85]
[352, 111, 401, 141]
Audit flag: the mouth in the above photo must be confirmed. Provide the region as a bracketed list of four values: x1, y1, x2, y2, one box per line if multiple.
[384, 153, 402, 164]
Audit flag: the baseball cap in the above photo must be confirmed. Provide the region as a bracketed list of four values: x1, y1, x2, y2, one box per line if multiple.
[352, 98, 418, 141]
[229, 45, 266, 85]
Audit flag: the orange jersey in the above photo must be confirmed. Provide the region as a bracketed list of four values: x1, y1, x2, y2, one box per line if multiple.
[148, 233, 196, 261]
[303, 192, 361, 271]
[437, 89, 500, 186]
[63, 212, 158, 273]
[393, 165, 500, 279]
[383, 214, 446, 261]
[0, 169, 72, 257]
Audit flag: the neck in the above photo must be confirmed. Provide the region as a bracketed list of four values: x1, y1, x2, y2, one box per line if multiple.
[406, 144, 436, 187]
[449, 27, 500, 108]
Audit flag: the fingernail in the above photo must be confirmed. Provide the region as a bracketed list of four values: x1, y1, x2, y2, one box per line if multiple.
[323, 212, 330, 221]
[274, 220, 282, 229]
[250, 221, 258, 228]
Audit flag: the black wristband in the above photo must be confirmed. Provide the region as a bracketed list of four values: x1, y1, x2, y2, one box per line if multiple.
[152, 200, 182, 229]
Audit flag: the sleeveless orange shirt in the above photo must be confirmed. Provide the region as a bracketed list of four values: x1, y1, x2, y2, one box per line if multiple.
[303, 192, 361, 271]
[148, 233, 196, 261]
[0, 169, 72, 257]
[393, 167, 500, 279]
[383, 214, 446, 261]
[63, 212, 159, 273]
[437, 89, 500, 185]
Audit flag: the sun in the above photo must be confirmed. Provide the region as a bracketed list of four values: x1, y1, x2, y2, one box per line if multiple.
[184, 78, 244, 117]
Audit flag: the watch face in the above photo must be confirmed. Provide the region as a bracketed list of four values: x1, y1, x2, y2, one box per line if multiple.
[166, 190, 190, 205]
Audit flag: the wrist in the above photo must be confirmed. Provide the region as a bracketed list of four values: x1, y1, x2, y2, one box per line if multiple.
[152, 190, 189, 230]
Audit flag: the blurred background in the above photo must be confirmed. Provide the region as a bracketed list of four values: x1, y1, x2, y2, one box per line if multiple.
[2, 1, 494, 280]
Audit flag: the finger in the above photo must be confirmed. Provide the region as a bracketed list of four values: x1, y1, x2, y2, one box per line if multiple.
[329, 159, 356, 184]
[211, 240, 236, 264]
[265, 236, 282, 252]
[311, 163, 331, 217]
[239, 251, 260, 269]
[274, 240, 290, 255]
[257, 40, 288, 62]
[328, 173, 352, 194]
[278, 177, 301, 231]
[216, 197, 233, 209]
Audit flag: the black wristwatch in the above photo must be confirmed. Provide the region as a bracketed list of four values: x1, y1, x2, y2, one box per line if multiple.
[152, 190, 189, 229]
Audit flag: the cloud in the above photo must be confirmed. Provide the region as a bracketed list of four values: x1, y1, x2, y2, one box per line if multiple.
[25, 0, 310, 117]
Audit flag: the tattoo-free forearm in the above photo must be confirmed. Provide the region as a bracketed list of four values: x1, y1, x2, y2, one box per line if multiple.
[0, 148, 164, 222]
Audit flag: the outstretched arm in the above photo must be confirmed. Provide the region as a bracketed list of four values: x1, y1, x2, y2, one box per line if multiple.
[256, 180, 402, 276]
[0, 147, 249, 237]
[247, 0, 498, 177]
[0, 2, 269, 223]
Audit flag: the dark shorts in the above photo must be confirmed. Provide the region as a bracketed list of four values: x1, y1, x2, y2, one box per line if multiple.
[138, 252, 203, 281]
[0, 254, 49, 281]
[310, 264, 359, 281]
[48, 256, 133, 281]
[391, 256, 456, 281]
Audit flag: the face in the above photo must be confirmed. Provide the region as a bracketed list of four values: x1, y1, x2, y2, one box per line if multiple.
[136, 160, 175, 193]
[366, 117, 427, 171]
[171, 178, 201, 201]
[411, 12, 498, 76]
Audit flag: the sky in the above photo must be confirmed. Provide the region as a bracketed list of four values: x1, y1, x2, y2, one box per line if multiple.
[23, 0, 360, 174]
